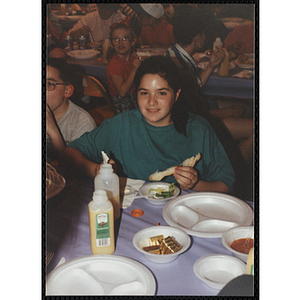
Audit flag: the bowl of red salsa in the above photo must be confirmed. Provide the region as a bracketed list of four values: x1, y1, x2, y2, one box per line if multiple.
[222, 226, 254, 262]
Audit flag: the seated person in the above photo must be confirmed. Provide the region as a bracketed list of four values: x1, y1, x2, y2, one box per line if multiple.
[165, 5, 224, 89]
[61, 56, 235, 193]
[47, 15, 67, 47]
[165, 5, 253, 166]
[196, 4, 230, 52]
[224, 22, 254, 57]
[162, 4, 176, 24]
[106, 23, 141, 113]
[46, 58, 96, 161]
[67, 4, 125, 42]
[137, 3, 175, 48]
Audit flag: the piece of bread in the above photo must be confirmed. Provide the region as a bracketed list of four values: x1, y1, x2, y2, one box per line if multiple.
[149, 153, 201, 181]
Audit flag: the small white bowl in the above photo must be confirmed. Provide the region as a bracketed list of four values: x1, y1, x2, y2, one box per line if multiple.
[139, 182, 180, 205]
[193, 254, 246, 290]
[222, 226, 254, 262]
[133, 225, 190, 263]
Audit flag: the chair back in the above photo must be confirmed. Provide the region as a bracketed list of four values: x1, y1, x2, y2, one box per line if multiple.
[82, 75, 118, 115]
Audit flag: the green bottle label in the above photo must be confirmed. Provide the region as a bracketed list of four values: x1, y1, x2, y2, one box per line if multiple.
[95, 213, 110, 247]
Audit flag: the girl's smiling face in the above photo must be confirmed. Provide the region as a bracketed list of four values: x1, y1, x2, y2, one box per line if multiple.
[137, 74, 181, 127]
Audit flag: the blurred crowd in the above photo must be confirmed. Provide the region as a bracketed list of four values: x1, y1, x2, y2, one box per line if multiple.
[45, 3, 255, 198]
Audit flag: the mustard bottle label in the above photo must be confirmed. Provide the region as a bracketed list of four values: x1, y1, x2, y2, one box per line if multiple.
[96, 213, 111, 247]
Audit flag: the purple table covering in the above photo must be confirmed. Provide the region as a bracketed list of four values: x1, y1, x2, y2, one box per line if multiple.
[45, 176, 253, 296]
[203, 72, 254, 99]
[66, 57, 254, 99]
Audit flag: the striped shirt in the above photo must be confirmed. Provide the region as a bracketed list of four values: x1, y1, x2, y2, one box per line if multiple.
[165, 44, 203, 88]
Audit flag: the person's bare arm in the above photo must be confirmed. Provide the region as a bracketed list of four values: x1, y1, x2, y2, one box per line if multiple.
[47, 17, 62, 43]
[60, 147, 99, 178]
[110, 58, 141, 97]
[200, 46, 225, 87]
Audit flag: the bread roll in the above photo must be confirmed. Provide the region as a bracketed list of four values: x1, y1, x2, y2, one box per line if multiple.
[149, 153, 201, 181]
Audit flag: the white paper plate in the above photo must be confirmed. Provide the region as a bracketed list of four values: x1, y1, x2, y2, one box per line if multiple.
[197, 61, 236, 71]
[136, 48, 167, 59]
[193, 254, 246, 289]
[162, 192, 253, 238]
[235, 62, 254, 69]
[235, 53, 254, 69]
[46, 255, 156, 295]
[46, 174, 65, 200]
[139, 182, 180, 205]
[67, 49, 100, 59]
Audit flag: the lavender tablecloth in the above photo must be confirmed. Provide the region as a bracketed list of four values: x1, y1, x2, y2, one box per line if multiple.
[45, 176, 253, 296]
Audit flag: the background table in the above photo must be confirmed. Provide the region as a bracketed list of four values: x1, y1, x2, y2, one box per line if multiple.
[203, 70, 254, 100]
[66, 54, 254, 101]
[67, 54, 107, 83]
[45, 176, 254, 296]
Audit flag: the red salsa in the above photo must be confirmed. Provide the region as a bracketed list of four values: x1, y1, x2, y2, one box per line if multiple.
[230, 238, 254, 254]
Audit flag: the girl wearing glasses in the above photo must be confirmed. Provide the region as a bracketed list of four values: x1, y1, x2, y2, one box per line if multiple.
[106, 23, 141, 113]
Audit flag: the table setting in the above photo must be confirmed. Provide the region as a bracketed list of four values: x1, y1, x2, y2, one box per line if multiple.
[65, 48, 254, 100]
[221, 17, 253, 31]
[45, 175, 255, 296]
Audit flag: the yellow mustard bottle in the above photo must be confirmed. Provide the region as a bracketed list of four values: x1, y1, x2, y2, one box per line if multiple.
[246, 247, 254, 275]
[217, 49, 229, 77]
[88, 190, 115, 254]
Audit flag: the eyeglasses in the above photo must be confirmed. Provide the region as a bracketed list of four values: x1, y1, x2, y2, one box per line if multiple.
[111, 36, 131, 45]
[47, 81, 67, 91]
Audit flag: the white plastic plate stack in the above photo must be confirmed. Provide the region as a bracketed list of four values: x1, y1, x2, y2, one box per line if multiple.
[46, 255, 156, 295]
[67, 49, 100, 59]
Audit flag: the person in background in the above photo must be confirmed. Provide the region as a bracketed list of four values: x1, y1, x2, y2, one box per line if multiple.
[119, 3, 143, 37]
[67, 4, 125, 43]
[196, 4, 230, 52]
[224, 20, 254, 58]
[137, 3, 175, 48]
[46, 5, 69, 58]
[47, 15, 67, 46]
[61, 56, 235, 193]
[106, 23, 141, 113]
[165, 5, 224, 91]
[86, 4, 98, 13]
[165, 5, 253, 167]
[162, 4, 176, 24]
[46, 58, 96, 161]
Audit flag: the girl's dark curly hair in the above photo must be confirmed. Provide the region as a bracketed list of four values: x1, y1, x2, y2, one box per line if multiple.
[134, 56, 197, 136]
